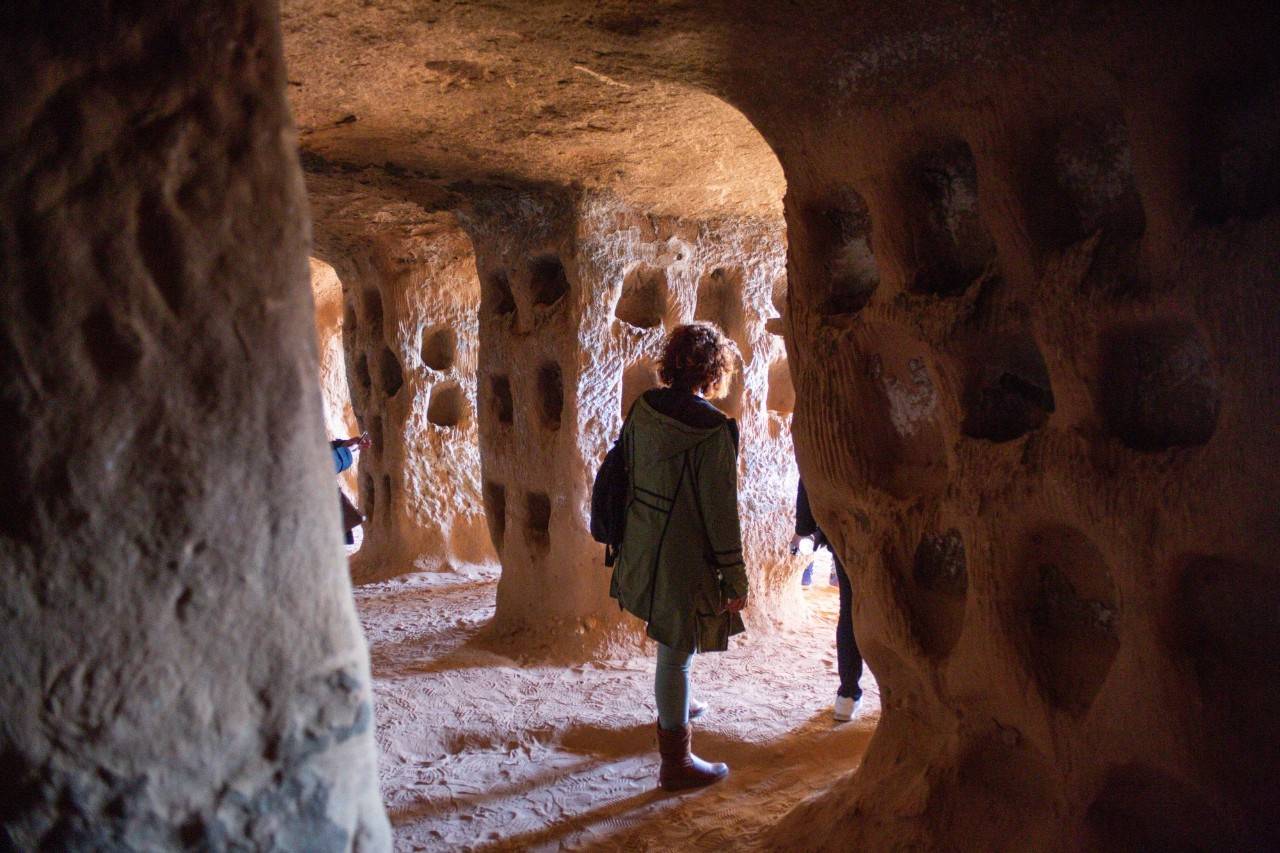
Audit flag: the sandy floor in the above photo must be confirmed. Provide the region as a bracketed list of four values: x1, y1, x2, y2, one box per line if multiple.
[355, 561, 879, 852]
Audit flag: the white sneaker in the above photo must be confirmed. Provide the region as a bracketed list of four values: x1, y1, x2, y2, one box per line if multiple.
[833, 694, 857, 722]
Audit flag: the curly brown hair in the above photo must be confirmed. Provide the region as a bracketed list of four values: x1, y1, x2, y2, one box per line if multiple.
[659, 322, 737, 396]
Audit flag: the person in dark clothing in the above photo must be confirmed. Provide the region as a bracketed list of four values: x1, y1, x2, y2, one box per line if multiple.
[332, 433, 369, 545]
[791, 479, 863, 721]
[611, 322, 747, 791]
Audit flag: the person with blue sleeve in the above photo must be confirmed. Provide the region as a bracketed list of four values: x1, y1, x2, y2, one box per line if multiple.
[331, 432, 369, 544]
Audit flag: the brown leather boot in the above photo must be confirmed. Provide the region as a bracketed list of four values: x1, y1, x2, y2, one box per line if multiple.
[656, 723, 728, 791]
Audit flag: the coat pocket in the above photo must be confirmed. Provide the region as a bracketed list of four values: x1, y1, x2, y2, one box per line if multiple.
[695, 611, 731, 652]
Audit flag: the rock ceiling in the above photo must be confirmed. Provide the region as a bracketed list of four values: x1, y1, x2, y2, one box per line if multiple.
[281, 0, 788, 218]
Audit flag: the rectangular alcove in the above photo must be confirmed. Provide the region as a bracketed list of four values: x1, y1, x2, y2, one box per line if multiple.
[536, 361, 564, 429]
[524, 491, 551, 554]
[490, 375, 514, 425]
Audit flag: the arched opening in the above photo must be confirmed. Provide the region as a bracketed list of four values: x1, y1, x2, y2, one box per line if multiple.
[309, 257, 362, 545]
[308, 215, 489, 578]
[295, 69, 845, 851]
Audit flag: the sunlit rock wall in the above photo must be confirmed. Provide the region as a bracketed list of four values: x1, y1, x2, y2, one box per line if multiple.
[310, 181, 491, 581]
[462, 186, 797, 650]
[0, 1, 388, 847]
[740, 5, 1280, 849]
[310, 257, 359, 498]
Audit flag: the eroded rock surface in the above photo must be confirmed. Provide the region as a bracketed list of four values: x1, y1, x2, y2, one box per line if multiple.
[310, 177, 492, 581]
[1, 2, 388, 847]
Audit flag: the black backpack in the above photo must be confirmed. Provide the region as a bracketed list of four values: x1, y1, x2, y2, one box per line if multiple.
[589, 426, 629, 567]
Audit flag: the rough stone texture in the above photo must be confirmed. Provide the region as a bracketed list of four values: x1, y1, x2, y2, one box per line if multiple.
[309, 177, 491, 581]
[747, 5, 1280, 850]
[0, 1, 388, 848]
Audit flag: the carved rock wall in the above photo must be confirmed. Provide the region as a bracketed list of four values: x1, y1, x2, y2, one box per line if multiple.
[735, 5, 1280, 849]
[0, 2, 388, 848]
[310, 180, 491, 582]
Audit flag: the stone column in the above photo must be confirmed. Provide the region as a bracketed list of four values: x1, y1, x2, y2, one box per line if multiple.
[310, 181, 491, 583]
[717, 4, 1280, 849]
[0, 2, 388, 847]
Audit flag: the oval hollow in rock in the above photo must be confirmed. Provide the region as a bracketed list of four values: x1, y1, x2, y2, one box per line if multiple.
[482, 481, 506, 551]
[487, 270, 516, 316]
[909, 140, 995, 295]
[892, 529, 968, 658]
[536, 361, 563, 429]
[427, 381, 469, 428]
[529, 255, 569, 307]
[962, 334, 1056, 443]
[361, 472, 375, 518]
[928, 731, 1058, 850]
[770, 275, 787, 317]
[378, 345, 404, 397]
[354, 352, 372, 394]
[524, 491, 551, 554]
[1051, 116, 1145, 244]
[914, 529, 968, 597]
[616, 265, 669, 329]
[806, 190, 879, 316]
[421, 326, 457, 371]
[831, 324, 950, 499]
[1191, 74, 1280, 224]
[1085, 763, 1238, 852]
[1015, 526, 1120, 714]
[1099, 320, 1219, 451]
[370, 413, 384, 456]
[490, 375, 514, 425]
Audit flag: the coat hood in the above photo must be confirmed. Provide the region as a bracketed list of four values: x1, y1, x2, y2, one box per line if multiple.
[628, 391, 732, 461]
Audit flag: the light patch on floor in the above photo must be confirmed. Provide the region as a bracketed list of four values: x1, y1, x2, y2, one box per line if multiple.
[355, 562, 879, 851]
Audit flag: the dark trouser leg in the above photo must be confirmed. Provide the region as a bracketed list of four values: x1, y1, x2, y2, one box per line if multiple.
[834, 552, 863, 699]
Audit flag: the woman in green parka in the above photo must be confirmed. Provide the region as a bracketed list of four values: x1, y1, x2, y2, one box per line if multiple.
[610, 322, 748, 791]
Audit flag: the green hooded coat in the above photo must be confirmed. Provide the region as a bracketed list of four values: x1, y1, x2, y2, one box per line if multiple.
[609, 389, 748, 654]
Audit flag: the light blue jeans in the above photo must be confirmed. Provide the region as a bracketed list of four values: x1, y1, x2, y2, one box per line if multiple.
[655, 642, 694, 731]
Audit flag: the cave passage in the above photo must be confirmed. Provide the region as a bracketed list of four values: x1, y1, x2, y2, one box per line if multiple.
[300, 83, 878, 849]
[292, 22, 879, 842]
[5, 1, 1277, 851]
